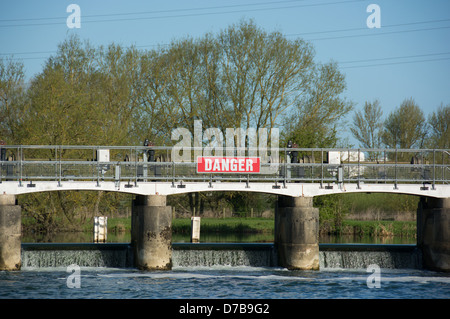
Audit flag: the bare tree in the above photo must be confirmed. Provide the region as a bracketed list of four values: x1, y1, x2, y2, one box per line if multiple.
[138, 19, 322, 147]
[351, 99, 384, 156]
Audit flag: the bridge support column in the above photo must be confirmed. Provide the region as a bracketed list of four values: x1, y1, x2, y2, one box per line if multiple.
[0, 195, 21, 271]
[131, 195, 172, 270]
[417, 197, 450, 272]
[275, 196, 319, 270]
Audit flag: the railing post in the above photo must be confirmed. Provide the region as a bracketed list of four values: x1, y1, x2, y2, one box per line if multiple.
[18, 146, 22, 187]
[171, 160, 175, 188]
[432, 149, 436, 190]
[394, 149, 398, 190]
[54, 146, 58, 183]
[134, 147, 138, 187]
[357, 148, 361, 189]
[96, 147, 100, 187]
[320, 149, 323, 189]
[58, 146, 62, 187]
[283, 148, 287, 188]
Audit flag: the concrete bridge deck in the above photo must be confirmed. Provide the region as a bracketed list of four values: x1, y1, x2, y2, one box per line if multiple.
[1, 181, 449, 198]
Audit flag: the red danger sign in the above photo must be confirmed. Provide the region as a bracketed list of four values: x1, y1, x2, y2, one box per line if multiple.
[197, 157, 260, 173]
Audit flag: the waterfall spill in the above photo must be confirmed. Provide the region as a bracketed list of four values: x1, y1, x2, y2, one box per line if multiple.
[20, 243, 422, 270]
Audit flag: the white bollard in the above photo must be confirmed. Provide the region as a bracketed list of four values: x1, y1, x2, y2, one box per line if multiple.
[191, 216, 201, 243]
[94, 216, 107, 243]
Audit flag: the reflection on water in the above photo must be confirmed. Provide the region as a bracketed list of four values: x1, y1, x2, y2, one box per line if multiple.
[22, 231, 416, 245]
[22, 231, 131, 244]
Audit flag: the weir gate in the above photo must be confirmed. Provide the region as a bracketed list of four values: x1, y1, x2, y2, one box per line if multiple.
[0, 145, 449, 271]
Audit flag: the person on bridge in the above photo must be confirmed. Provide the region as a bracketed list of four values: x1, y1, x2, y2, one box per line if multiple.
[144, 139, 155, 162]
[0, 141, 6, 161]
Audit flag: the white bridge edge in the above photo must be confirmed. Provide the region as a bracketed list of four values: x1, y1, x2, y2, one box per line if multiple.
[1, 181, 449, 198]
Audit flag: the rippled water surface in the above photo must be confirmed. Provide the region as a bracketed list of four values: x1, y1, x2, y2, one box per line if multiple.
[1, 266, 449, 299]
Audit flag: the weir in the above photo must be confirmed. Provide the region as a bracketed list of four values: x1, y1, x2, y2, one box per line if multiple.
[20, 243, 422, 270]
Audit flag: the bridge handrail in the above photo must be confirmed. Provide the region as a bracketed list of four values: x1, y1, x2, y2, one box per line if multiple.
[1, 145, 449, 187]
[1, 145, 448, 155]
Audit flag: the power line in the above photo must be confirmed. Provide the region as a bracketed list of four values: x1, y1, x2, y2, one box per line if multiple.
[0, 0, 365, 28]
[3, 17, 448, 56]
[340, 56, 450, 69]
[129, 18, 450, 52]
[1, 4, 449, 70]
[0, 0, 323, 22]
[339, 52, 450, 64]
[0, 50, 56, 56]
[308, 25, 450, 41]
[3, 22, 448, 57]
[286, 18, 450, 37]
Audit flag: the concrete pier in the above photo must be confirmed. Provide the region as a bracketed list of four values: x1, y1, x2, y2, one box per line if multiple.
[275, 196, 319, 270]
[0, 195, 21, 270]
[131, 195, 172, 270]
[417, 197, 450, 272]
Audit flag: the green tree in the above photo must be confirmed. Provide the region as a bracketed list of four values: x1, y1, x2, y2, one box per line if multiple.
[21, 36, 99, 146]
[283, 62, 353, 148]
[382, 98, 428, 150]
[0, 57, 26, 143]
[427, 103, 449, 149]
[17, 36, 139, 232]
[137, 19, 319, 143]
[315, 194, 349, 234]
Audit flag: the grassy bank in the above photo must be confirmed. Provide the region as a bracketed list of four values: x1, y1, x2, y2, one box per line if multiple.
[321, 220, 417, 238]
[172, 218, 274, 234]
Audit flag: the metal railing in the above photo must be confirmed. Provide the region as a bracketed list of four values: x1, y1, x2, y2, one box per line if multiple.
[0, 145, 449, 189]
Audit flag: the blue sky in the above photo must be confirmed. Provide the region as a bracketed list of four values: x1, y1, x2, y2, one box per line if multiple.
[1, 0, 449, 146]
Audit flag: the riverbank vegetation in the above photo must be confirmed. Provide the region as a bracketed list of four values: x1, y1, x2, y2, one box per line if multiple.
[172, 218, 417, 239]
[83, 216, 417, 240]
